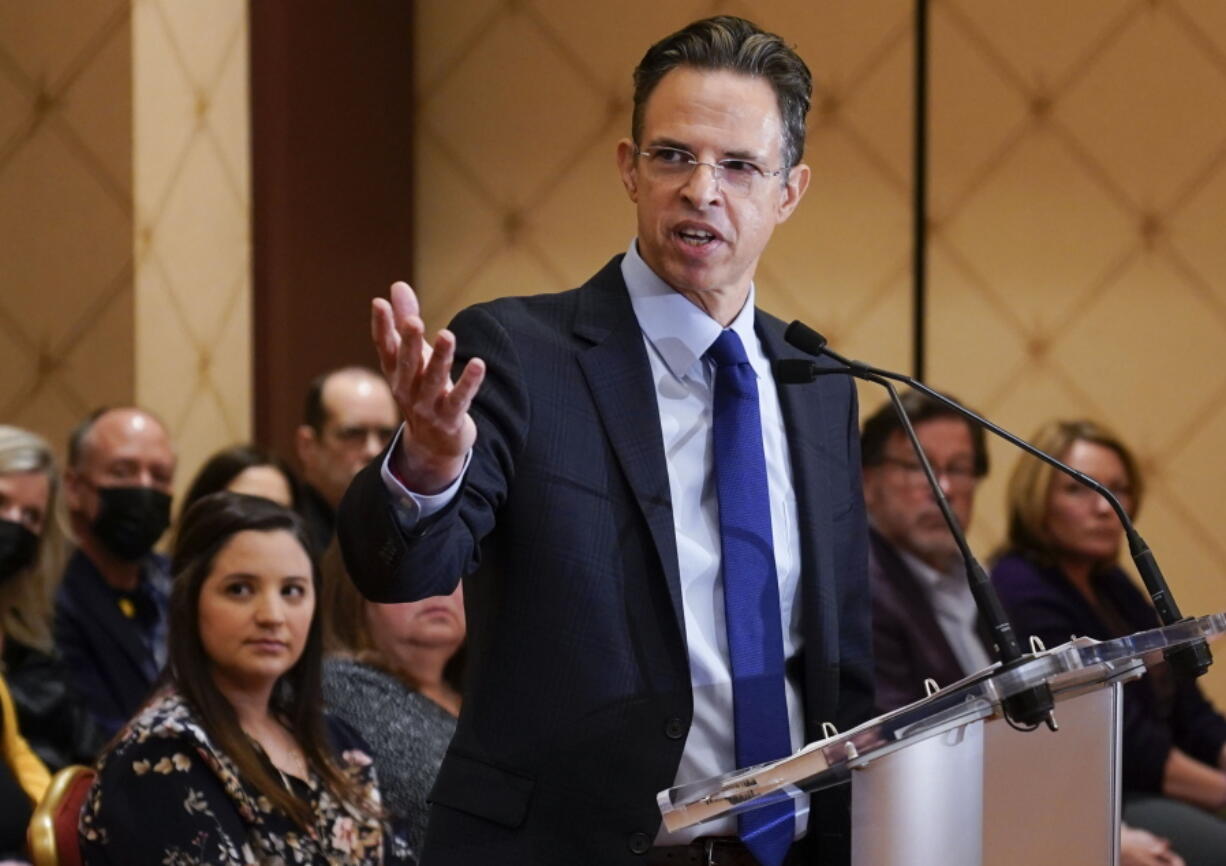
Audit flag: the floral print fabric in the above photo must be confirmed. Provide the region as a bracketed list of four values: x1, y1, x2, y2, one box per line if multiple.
[79, 689, 412, 865]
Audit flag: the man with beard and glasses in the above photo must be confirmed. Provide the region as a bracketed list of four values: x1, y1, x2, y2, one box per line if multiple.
[55, 407, 176, 737]
[859, 389, 993, 714]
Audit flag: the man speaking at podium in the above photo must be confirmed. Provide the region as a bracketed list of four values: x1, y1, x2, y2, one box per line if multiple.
[339, 16, 872, 866]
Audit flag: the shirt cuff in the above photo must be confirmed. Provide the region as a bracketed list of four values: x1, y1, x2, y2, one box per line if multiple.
[379, 425, 472, 530]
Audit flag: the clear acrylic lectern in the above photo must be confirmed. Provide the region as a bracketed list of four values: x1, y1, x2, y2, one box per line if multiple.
[658, 613, 1226, 866]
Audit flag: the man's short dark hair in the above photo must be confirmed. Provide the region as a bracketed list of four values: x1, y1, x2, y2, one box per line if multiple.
[67, 407, 112, 469]
[302, 366, 384, 433]
[860, 389, 990, 478]
[302, 373, 330, 433]
[632, 16, 813, 170]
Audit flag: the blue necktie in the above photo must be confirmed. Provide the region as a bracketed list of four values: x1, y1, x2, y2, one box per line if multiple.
[706, 329, 794, 866]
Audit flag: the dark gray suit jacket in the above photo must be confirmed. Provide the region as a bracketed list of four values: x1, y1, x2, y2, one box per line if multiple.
[338, 256, 872, 865]
[868, 528, 993, 713]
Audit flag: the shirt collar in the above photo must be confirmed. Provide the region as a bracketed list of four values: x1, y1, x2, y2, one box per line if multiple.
[898, 546, 965, 592]
[620, 239, 764, 381]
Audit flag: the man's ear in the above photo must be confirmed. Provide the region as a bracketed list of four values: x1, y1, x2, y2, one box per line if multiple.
[616, 139, 640, 202]
[295, 425, 317, 468]
[775, 162, 811, 224]
[63, 467, 85, 513]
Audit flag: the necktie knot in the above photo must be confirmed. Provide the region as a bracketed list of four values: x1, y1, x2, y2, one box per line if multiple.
[706, 329, 750, 368]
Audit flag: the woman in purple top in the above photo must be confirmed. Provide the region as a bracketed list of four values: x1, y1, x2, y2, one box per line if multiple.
[992, 418, 1223, 866]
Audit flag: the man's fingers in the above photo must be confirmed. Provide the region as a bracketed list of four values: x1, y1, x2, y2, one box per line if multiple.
[419, 329, 457, 402]
[388, 280, 421, 322]
[371, 298, 400, 379]
[444, 357, 486, 416]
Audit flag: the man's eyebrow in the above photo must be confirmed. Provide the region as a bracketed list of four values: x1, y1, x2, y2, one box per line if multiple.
[646, 137, 766, 163]
[722, 149, 765, 162]
[646, 137, 692, 151]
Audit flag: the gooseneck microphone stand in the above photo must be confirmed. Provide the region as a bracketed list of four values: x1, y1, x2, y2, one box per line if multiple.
[778, 320, 1213, 682]
[774, 344, 1056, 729]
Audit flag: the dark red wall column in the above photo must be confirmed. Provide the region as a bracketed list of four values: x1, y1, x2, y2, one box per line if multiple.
[250, 0, 414, 458]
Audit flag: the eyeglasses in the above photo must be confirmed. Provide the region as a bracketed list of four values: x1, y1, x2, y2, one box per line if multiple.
[879, 456, 979, 492]
[635, 146, 786, 196]
[327, 424, 397, 448]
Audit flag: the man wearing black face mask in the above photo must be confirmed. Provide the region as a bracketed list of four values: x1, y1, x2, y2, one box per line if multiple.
[55, 407, 176, 737]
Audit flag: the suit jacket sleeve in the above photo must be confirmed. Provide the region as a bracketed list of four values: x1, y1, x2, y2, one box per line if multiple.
[339, 303, 530, 602]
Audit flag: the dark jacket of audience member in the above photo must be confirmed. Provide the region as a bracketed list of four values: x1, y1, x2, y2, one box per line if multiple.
[995, 552, 1226, 793]
[54, 550, 170, 737]
[869, 527, 992, 712]
[3, 638, 104, 770]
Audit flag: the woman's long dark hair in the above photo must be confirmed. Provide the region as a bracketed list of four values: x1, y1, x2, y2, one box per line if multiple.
[180, 444, 300, 516]
[169, 491, 375, 829]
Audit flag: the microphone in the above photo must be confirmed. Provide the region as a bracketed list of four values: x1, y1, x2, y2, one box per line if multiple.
[779, 320, 1212, 681]
[775, 350, 1055, 728]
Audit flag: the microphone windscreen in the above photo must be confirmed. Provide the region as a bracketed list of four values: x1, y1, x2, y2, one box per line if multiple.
[784, 321, 829, 356]
[772, 359, 818, 384]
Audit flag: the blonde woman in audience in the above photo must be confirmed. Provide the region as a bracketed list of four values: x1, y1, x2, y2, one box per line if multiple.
[320, 542, 464, 852]
[0, 426, 63, 863]
[80, 492, 411, 864]
[0, 426, 103, 775]
[993, 419, 1218, 866]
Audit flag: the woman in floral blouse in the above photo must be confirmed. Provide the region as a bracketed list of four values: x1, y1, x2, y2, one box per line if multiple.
[79, 492, 412, 865]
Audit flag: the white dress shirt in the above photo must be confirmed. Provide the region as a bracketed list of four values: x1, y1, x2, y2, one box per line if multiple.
[899, 549, 992, 676]
[380, 239, 808, 841]
[620, 242, 806, 843]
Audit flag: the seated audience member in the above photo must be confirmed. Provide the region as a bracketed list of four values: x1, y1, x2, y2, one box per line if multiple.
[993, 419, 1226, 866]
[55, 407, 175, 737]
[860, 390, 993, 712]
[321, 543, 463, 852]
[79, 492, 410, 865]
[295, 367, 398, 554]
[0, 426, 103, 772]
[180, 443, 299, 514]
[862, 403, 1183, 866]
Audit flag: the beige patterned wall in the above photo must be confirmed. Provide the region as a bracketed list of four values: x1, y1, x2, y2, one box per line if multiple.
[0, 1, 135, 443]
[132, 0, 251, 500]
[414, 1, 1226, 702]
[925, 0, 1226, 704]
[0, 0, 250, 504]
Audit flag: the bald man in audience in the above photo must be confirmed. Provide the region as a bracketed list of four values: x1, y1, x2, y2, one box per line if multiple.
[295, 367, 399, 553]
[55, 407, 176, 736]
[860, 390, 994, 713]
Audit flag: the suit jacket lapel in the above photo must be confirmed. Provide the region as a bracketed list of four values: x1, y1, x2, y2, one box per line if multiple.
[755, 315, 843, 732]
[574, 260, 685, 636]
[67, 551, 157, 679]
[870, 528, 969, 681]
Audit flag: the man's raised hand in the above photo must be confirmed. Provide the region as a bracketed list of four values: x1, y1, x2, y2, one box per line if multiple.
[371, 281, 486, 494]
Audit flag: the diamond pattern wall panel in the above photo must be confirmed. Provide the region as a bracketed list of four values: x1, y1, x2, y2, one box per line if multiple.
[0, 0, 134, 449]
[412, 0, 915, 384]
[415, 1, 1226, 706]
[132, 0, 251, 502]
[2, 0, 250, 509]
[927, 0, 1226, 702]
